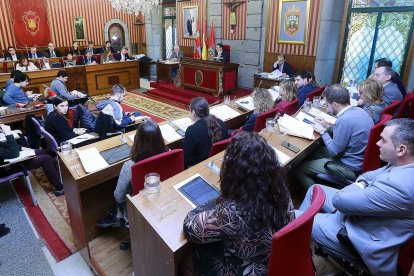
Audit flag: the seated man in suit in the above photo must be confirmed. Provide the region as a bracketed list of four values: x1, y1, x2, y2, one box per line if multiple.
[169, 45, 184, 61]
[373, 65, 403, 105]
[294, 70, 318, 107]
[50, 70, 86, 101]
[5, 46, 21, 61]
[84, 40, 98, 55]
[296, 84, 374, 188]
[272, 53, 294, 76]
[115, 46, 131, 62]
[297, 118, 414, 275]
[215, 43, 229, 62]
[46, 42, 61, 58]
[101, 41, 116, 54]
[83, 50, 98, 65]
[27, 46, 43, 59]
[96, 84, 141, 129]
[374, 58, 406, 97]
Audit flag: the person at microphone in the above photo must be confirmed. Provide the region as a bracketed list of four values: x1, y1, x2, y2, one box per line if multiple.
[84, 50, 98, 65]
[214, 43, 229, 62]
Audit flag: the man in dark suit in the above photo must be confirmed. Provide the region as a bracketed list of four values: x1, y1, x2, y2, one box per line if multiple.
[83, 50, 98, 65]
[46, 42, 61, 58]
[215, 43, 229, 62]
[186, 14, 193, 36]
[5, 46, 21, 61]
[374, 58, 406, 97]
[84, 41, 98, 55]
[27, 46, 43, 59]
[115, 46, 131, 61]
[272, 53, 294, 76]
[101, 41, 116, 54]
[294, 70, 318, 107]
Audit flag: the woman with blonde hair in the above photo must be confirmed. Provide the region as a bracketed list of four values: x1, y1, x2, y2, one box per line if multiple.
[276, 80, 297, 113]
[242, 88, 274, 132]
[358, 79, 386, 123]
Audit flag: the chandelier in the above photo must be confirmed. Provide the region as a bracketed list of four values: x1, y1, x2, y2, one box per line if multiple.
[109, 0, 161, 15]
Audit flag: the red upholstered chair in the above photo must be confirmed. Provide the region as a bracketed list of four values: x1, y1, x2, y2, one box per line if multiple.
[267, 185, 325, 276]
[306, 86, 327, 101]
[281, 98, 300, 116]
[222, 45, 230, 60]
[253, 107, 280, 132]
[382, 100, 401, 116]
[131, 149, 184, 195]
[395, 93, 414, 118]
[208, 137, 232, 157]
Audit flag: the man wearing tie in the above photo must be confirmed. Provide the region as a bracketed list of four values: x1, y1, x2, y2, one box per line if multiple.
[84, 41, 96, 55]
[5, 46, 21, 61]
[28, 46, 43, 59]
[84, 50, 97, 65]
[47, 42, 61, 58]
[115, 46, 131, 61]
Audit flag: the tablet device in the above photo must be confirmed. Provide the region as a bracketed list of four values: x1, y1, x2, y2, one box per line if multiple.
[175, 174, 221, 207]
[100, 143, 131, 165]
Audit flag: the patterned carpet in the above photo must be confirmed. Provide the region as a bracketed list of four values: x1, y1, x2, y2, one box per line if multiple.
[93, 91, 188, 122]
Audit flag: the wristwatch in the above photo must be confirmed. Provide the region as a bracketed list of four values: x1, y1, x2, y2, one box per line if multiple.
[320, 130, 325, 135]
[357, 179, 368, 189]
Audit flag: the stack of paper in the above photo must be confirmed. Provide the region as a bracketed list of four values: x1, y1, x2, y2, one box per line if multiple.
[67, 133, 96, 145]
[172, 117, 194, 132]
[159, 124, 182, 143]
[210, 105, 240, 121]
[307, 108, 337, 124]
[5, 149, 35, 163]
[0, 131, 20, 142]
[235, 96, 255, 111]
[278, 114, 315, 140]
[76, 147, 109, 173]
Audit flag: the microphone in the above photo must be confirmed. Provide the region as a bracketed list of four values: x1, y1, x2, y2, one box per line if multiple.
[106, 131, 128, 143]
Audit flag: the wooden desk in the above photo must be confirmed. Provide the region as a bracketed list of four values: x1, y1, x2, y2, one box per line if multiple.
[180, 57, 239, 97]
[0, 103, 47, 124]
[253, 75, 280, 88]
[157, 61, 179, 84]
[127, 128, 321, 276]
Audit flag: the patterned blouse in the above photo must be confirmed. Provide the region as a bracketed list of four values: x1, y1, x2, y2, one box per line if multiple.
[184, 200, 295, 276]
[362, 102, 386, 124]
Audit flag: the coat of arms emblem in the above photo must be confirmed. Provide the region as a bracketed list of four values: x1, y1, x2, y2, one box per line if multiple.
[284, 5, 301, 36]
[22, 10, 40, 36]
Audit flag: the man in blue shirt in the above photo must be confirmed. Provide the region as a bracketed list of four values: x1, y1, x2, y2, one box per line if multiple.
[3, 73, 34, 105]
[294, 70, 318, 107]
[296, 84, 374, 188]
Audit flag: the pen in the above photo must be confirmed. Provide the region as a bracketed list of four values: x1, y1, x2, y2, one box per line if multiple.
[74, 166, 80, 177]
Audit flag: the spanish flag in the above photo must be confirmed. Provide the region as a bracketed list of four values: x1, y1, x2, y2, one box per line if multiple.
[202, 18, 207, 60]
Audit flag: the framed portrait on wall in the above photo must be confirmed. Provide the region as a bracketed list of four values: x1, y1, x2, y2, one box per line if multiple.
[277, 0, 310, 45]
[73, 17, 87, 41]
[183, 6, 199, 39]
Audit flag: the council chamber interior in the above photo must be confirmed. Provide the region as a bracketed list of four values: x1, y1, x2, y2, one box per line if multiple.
[0, 0, 414, 275]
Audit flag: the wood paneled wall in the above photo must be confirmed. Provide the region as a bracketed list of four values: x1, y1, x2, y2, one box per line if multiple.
[0, 0, 145, 50]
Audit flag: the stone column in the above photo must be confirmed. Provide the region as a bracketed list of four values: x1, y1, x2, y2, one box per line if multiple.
[145, 8, 163, 79]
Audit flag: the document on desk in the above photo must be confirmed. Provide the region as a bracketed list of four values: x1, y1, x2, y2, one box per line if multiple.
[270, 146, 291, 165]
[172, 117, 194, 132]
[296, 111, 317, 124]
[76, 147, 109, 173]
[210, 105, 241, 121]
[4, 149, 35, 163]
[159, 124, 182, 143]
[67, 133, 96, 145]
[174, 174, 221, 208]
[278, 114, 315, 140]
[267, 87, 280, 101]
[235, 96, 255, 111]
[128, 133, 135, 141]
[307, 108, 337, 125]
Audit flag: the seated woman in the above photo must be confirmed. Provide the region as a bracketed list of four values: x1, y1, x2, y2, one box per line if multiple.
[69, 41, 82, 56]
[16, 57, 39, 72]
[101, 50, 116, 63]
[242, 88, 274, 132]
[64, 53, 77, 67]
[96, 119, 167, 227]
[275, 80, 298, 113]
[0, 124, 64, 196]
[358, 79, 386, 124]
[183, 132, 294, 275]
[45, 97, 96, 144]
[3, 73, 34, 105]
[184, 97, 228, 168]
[4, 70, 22, 90]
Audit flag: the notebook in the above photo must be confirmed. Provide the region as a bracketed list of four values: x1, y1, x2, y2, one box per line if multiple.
[174, 174, 221, 208]
[100, 143, 131, 165]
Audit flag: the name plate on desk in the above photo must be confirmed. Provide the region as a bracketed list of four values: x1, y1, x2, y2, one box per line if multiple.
[174, 174, 221, 208]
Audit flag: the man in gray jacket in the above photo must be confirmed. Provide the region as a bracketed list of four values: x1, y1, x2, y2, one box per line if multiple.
[297, 84, 374, 188]
[297, 118, 414, 275]
[373, 66, 403, 105]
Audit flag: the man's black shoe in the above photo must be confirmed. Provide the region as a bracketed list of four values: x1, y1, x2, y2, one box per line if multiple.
[55, 189, 64, 196]
[96, 214, 121, 228]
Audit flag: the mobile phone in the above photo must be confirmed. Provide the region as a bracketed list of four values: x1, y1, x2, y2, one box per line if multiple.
[303, 118, 314, 124]
[176, 129, 185, 137]
[281, 140, 300, 153]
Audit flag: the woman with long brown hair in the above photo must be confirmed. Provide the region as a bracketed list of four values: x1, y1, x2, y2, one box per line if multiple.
[184, 97, 228, 168]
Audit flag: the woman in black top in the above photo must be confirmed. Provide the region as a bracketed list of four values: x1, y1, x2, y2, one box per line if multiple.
[69, 41, 81, 56]
[45, 97, 87, 144]
[183, 97, 228, 168]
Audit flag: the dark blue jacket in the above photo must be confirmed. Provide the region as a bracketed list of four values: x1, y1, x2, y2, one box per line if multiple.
[273, 61, 294, 76]
[297, 83, 318, 107]
[242, 114, 258, 132]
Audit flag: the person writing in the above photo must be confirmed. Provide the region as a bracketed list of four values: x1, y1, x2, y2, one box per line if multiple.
[115, 46, 131, 62]
[3, 73, 35, 105]
[184, 132, 294, 275]
[184, 97, 228, 168]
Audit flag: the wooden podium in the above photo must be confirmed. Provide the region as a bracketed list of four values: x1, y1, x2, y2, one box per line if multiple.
[180, 57, 239, 97]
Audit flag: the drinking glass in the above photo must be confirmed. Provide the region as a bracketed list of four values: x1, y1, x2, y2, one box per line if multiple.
[313, 96, 321, 108]
[60, 141, 72, 156]
[144, 173, 160, 195]
[266, 118, 276, 133]
[224, 95, 230, 104]
[303, 99, 312, 112]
